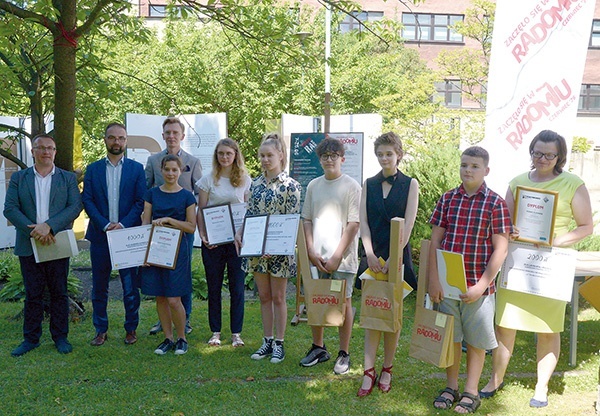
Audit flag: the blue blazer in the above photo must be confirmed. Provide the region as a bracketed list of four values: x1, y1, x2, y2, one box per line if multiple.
[3, 166, 82, 257]
[82, 158, 146, 244]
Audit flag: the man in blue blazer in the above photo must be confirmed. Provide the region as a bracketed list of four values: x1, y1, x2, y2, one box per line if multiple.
[4, 134, 82, 356]
[83, 123, 146, 346]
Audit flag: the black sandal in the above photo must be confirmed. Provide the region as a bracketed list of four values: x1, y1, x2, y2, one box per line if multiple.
[433, 387, 460, 410]
[455, 392, 481, 413]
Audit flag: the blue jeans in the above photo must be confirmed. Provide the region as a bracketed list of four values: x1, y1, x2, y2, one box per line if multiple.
[201, 243, 245, 333]
[20, 256, 70, 343]
[90, 240, 140, 333]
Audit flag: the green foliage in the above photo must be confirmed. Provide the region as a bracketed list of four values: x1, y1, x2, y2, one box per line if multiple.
[0, 250, 20, 282]
[575, 233, 600, 252]
[435, 0, 495, 107]
[571, 136, 592, 153]
[403, 143, 462, 247]
[0, 272, 81, 302]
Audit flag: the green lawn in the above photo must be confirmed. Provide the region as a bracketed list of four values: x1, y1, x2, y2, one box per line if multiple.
[0, 290, 598, 415]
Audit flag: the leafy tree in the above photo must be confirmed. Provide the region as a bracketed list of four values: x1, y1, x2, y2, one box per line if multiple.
[435, 0, 495, 106]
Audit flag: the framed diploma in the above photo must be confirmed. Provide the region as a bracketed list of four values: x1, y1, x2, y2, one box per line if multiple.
[264, 214, 301, 255]
[202, 204, 235, 246]
[499, 241, 577, 301]
[514, 186, 558, 246]
[145, 225, 183, 269]
[239, 214, 269, 257]
[107, 225, 152, 270]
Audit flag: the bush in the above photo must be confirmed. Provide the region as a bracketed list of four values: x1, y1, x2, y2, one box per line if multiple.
[404, 143, 462, 249]
[0, 250, 20, 282]
[571, 136, 592, 154]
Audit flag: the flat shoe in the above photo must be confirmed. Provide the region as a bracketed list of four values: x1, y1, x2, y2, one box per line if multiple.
[455, 392, 481, 413]
[529, 398, 548, 408]
[434, 387, 459, 410]
[479, 381, 504, 399]
[208, 332, 221, 346]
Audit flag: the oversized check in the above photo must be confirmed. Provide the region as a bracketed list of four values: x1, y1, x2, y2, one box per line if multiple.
[107, 225, 152, 270]
[498, 241, 577, 302]
[264, 214, 300, 255]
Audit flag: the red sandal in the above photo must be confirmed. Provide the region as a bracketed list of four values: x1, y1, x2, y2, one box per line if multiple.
[378, 365, 393, 393]
[357, 368, 377, 397]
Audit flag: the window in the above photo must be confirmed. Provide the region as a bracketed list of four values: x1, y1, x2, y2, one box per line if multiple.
[579, 84, 600, 112]
[339, 11, 384, 33]
[148, 4, 192, 18]
[590, 20, 600, 47]
[402, 13, 463, 43]
[434, 81, 462, 108]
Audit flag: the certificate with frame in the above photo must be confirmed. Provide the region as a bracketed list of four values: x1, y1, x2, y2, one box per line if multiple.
[145, 225, 183, 269]
[239, 214, 269, 257]
[514, 186, 558, 246]
[230, 202, 247, 232]
[202, 204, 235, 246]
[107, 225, 152, 270]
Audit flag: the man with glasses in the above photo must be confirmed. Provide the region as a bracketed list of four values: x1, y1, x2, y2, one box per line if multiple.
[145, 117, 202, 335]
[83, 123, 146, 346]
[299, 137, 361, 374]
[4, 134, 82, 356]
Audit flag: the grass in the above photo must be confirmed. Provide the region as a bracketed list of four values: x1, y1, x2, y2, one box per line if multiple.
[0, 285, 599, 415]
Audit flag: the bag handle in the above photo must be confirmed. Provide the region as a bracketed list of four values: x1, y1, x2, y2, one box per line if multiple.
[416, 239, 430, 308]
[388, 218, 405, 285]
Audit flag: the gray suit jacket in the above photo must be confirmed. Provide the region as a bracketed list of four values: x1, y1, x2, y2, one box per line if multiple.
[3, 166, 83, 257]
[145, 149, 202, 194]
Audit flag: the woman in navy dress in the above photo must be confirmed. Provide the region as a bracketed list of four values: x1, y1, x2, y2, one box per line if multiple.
[142, 154, 197, 355]
[357, 132, 419, 396]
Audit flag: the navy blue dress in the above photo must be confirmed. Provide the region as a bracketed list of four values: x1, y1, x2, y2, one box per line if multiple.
[364, 170, 417, 289]
[141, 187, 196, 297]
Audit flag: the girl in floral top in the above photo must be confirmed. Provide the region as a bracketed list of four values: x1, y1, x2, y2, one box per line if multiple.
[236, 133, 301, 364]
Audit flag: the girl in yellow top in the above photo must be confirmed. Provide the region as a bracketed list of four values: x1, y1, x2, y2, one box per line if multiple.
[481, 130, 593, 408]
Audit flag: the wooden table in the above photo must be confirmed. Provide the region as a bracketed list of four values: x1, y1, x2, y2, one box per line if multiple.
[569, 251, 600, 366]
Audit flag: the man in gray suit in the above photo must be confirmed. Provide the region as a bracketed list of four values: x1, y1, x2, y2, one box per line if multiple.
[4, 134, 82, 356]
[145, 117, 202, 335]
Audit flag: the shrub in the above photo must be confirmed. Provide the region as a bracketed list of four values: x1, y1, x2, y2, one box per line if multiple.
[404, 143, 462, 249]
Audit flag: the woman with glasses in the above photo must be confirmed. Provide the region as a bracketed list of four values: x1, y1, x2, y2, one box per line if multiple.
[357, 132, 419, 396]
[480, 130, 593, 408]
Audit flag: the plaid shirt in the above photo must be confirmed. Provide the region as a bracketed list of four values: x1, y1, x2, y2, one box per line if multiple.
[429, 182, 511, 295]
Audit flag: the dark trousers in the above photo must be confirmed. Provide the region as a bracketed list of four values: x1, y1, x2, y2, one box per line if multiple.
[181, 233, 194, 320]
[20, 255, 70, 343]
[201, 243, 245, 334]
[90, 240, 140, 333]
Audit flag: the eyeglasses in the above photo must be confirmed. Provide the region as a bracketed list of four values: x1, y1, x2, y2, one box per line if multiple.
[319, 153, 340, 161]
[531, 151, 558, 160]
[106, 135, 126, 142]
[33, 146, 56, 153]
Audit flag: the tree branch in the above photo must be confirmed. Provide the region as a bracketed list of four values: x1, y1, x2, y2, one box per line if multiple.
[0, 1, 54, 30]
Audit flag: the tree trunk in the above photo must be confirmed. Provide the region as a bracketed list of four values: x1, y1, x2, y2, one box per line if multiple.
[52, 0, 77, 171]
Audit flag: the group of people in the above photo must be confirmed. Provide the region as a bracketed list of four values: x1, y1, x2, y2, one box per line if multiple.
[4, 122, 593, 413]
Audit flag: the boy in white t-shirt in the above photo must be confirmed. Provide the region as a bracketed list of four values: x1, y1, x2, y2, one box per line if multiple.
[300, 137, 361, 375]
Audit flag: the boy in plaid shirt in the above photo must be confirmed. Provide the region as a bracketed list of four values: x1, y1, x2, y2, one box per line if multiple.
[428, 146, 511, 413]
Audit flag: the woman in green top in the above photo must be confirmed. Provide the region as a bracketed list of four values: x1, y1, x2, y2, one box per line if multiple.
[481, 130, 593, 408]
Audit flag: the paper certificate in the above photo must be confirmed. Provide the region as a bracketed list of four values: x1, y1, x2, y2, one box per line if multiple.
[230, 202, 247, 232]
[239, 215, 269, 257]
[107, 225, 152, 270]
[202, 204, 235, 246]
[264, 214, 300, 255]
[145, 225, 183, 269]
[31, 229, 79, 263]
[436, 250, 468, 301]
[358, 257, 413, 299]
[498, 241, 576, 302]
[514, 186, 558, 246]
